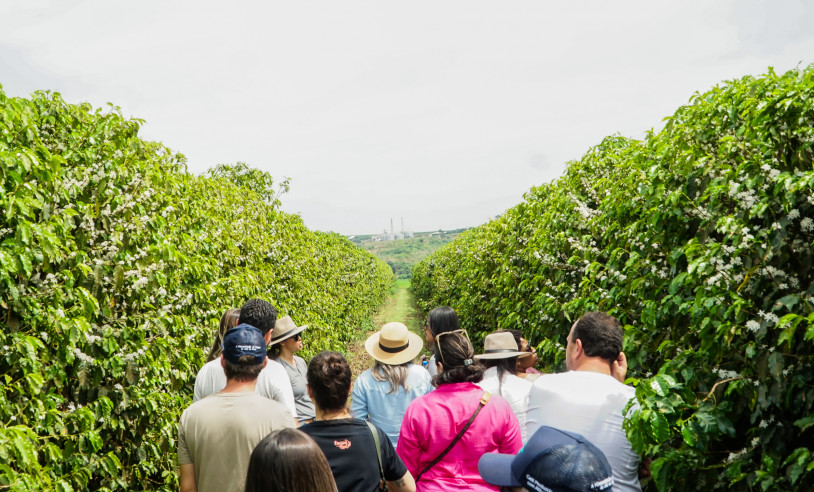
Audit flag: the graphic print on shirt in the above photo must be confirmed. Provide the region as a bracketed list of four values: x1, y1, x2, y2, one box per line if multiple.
[334, 439, 352, 450]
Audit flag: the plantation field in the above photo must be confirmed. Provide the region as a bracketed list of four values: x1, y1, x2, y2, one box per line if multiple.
[3, 63, 814, 492]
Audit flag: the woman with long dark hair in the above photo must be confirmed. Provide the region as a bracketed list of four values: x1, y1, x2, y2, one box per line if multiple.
[474, 331, 533, 442]
[351, 322, 433, 448]
[245, 428, 337, 492]
[423, 306, 460, 377]
[300, 351, 416, 492]
[398, 331, 522, 490]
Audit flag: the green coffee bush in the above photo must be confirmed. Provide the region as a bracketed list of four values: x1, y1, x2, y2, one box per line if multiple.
[0, 87, 393, 491]
[412, 65, 814, 490]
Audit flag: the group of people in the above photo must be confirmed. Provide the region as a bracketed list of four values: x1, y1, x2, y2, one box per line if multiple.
[179, 299, 643, 492]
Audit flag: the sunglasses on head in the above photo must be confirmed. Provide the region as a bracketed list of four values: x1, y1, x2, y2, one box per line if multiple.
[434, 329, 469, 366]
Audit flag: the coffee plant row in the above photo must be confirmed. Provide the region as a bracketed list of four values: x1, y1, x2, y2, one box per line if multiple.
[0, 87, 394, 490]
[412, 65, 814, 490]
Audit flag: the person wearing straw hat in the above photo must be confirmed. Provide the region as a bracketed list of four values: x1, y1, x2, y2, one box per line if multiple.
[475, 331, 534, 442]
[351, 322, 433, 448]
[268, 315, 315, 424]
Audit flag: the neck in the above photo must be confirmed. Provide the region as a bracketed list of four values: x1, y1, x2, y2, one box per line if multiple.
[221, 378, 258, 393]
[315, 407, 351, 421]
[280, 348, 296, 364]
[572, 357, 612, 375]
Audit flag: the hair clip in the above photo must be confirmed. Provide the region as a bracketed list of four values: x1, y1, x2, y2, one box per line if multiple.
[463, 358, 474, 366]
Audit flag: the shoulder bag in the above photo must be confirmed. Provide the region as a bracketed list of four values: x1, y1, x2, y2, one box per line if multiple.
[365, 420, 388, 492]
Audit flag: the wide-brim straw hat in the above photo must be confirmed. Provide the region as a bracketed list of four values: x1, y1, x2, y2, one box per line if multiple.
[269, 315, 308, 345]
[365, 322, 424, 365]
[474, 332, 527, 360]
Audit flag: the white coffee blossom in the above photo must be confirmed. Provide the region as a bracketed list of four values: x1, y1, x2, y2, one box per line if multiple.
[801, 217, 814, 232]
[72, 348, 95, 364]
[788, 209, 800, 220]
[714, 368, 740, 379]
[746, 320, 761, 333]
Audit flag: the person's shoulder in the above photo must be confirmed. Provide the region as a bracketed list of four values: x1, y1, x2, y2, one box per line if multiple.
[196, 358, 222, 377]
[532, 370, 579, 385]
[181, 391, 223, 417]
[507, 373, 533, 390]
[263, 358, 287, 373]
[484, 392, 515, 411]
[258, 360, 290, 386]
[243, 392, 296, 419]
[252, 392, 291, 410]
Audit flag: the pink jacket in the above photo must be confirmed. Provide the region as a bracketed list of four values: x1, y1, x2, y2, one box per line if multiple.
[397, 382, 522, 491]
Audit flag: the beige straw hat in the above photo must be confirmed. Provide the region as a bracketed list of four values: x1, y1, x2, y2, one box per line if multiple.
[474, 332, 527, 360]
[365, 322, 424, 365]
[268, 316, 308, 345]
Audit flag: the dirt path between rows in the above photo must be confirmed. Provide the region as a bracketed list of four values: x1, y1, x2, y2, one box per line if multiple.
[346, 279, 426, 379]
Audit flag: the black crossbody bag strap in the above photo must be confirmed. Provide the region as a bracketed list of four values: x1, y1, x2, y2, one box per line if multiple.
[365, 421, 387, 491]
[415, 391, 491, 482]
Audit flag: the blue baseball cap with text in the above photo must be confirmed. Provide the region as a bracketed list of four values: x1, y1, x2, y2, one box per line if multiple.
[222, 324, 267, 365]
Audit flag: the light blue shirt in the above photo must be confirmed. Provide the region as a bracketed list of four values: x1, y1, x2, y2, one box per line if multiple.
[351, 364, 433, 448]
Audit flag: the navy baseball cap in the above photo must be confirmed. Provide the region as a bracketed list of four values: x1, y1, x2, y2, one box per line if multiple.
[478, 426, 613, 492]
[222, 324, 267, 365]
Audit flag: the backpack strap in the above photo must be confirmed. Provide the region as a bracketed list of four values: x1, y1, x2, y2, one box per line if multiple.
[415, 391, 491, 482]
[365, 421, 387, 491]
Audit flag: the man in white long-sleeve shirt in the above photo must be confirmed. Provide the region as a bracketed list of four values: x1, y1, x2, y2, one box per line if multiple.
[526, 311, 642, 492]
[193, 299, 296, 418]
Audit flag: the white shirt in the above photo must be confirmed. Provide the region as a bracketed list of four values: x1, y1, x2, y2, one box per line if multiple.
[193, 358, 297, 418]
[477, 366, 533, 442]
[427, 354, 438, 376]
[526, 371, 641, 492]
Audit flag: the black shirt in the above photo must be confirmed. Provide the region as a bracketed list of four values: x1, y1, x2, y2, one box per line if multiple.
[301, 418, 408, 492]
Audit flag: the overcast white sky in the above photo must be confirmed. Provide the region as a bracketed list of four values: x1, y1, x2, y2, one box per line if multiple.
[2, 1, 813, 235]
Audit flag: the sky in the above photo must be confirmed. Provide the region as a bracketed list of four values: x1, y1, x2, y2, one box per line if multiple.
[1, 1, 813, 235]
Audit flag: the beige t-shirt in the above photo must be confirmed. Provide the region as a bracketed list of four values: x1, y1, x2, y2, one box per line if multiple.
[178, 391, 296, 492]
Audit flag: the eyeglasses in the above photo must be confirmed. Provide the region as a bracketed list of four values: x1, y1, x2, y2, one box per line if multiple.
[292, 333, 302, 341]
[435, 329, 469, 366]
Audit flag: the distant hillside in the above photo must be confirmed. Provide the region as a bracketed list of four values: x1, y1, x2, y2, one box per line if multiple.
[352, 229, 469, 278]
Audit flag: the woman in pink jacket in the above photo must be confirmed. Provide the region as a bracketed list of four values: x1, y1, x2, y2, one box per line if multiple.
[397, 330, 522, 491]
